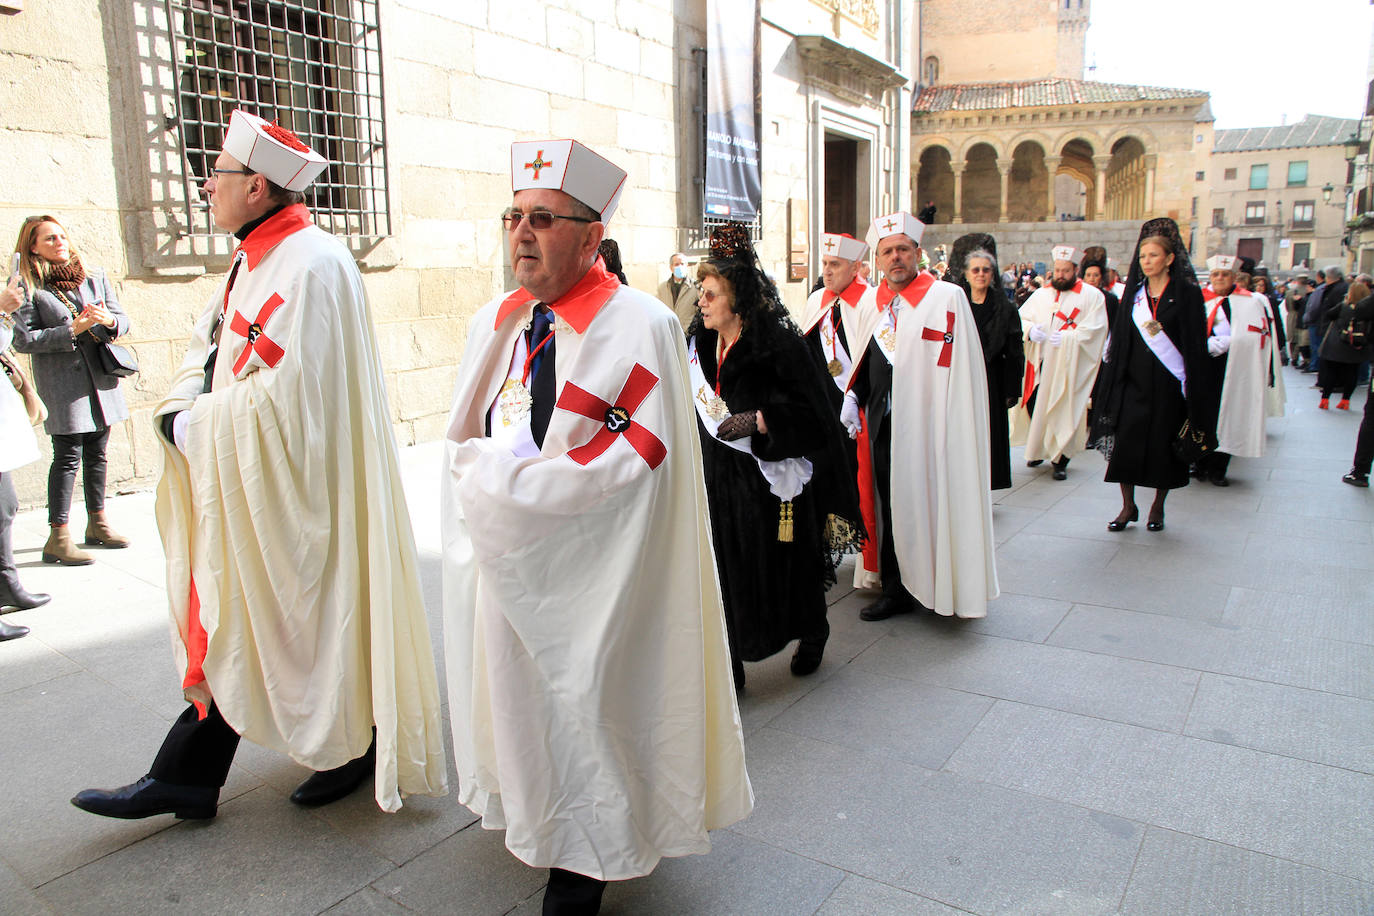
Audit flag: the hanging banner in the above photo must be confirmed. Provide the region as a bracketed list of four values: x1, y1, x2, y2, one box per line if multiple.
[705, 0, 761, 222]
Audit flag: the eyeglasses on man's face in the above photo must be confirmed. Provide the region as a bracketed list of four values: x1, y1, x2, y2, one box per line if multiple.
[501, 209, 596, 231]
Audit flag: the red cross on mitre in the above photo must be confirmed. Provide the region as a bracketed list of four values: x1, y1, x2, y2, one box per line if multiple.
[524, 150, 554, 180]
[824, 237, 836, 252]
[882, 217, 897, 233]
[555, 363, 667, 469]
[1054, 308, 1080, 330]
[229, 292, 287, 374]
[920, 310, 956, 367]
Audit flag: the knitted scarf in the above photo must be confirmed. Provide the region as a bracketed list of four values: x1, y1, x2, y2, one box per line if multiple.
[46, 255, 86, 291]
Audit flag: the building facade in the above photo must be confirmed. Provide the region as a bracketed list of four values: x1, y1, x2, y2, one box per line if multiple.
[0, 0, 915, 504]
[1206, 116, 1361, 273]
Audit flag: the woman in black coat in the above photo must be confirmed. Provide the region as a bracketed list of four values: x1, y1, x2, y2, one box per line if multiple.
[949, 233, 1023, 490]
[12, 215, 132, 565]
[689, 224, 862, 689]
[1091, 218, 1216, 532]
[1316, 281, 1374, 409]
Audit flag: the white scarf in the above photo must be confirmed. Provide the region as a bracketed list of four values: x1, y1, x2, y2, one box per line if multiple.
[1132, 286, 1187, 394]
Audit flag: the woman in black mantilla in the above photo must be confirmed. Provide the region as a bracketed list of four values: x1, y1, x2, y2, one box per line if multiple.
[948, 233, 1023, 490]
[689, 223, 862, 689]
[1091, 218, 1216, 532]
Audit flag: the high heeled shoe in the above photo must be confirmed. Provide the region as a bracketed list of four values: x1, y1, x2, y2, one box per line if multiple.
[1107, 505, 1138, 531]
[1147, 512, 1165, 531]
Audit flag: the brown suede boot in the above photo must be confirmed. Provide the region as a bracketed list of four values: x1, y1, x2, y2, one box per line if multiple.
[43, 525, 94, 565]
[84, 512, 130, 549]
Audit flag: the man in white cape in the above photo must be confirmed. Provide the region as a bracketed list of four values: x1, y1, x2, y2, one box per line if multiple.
[442, 139, 752, 914]
[846, 212, 998, 621]
[1011, 245, 1108, 480]
[799, 233, 883, 588]
[1199, 255, 1276, 483]
[72, 110, 448, 820]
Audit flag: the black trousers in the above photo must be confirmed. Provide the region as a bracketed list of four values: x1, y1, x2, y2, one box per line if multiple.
[47, 427, 110, 526]
[1320, 361, 1360, 400]
[872, 416, 912, 602]
[1354, 391, 1374, 476]
[0, 472, 20, 596]
[148, 703, 242, 788]
[1197, 450, 1232, 478]
[543, 869, 607, 916]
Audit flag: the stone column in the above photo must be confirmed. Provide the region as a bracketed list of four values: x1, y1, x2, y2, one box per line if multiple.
[1044, 155, 1062, 222]
[953, 166, 965, 224]
[1143, 154, 1158, 215]
[998, 163, 1011, 223]
[1093, 154, 1112, 221]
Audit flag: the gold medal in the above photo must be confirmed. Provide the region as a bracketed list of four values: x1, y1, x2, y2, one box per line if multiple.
[696, 386, 730, 421]
[827, 358, 843, 377]
[1144, 319, 1163, 337]
[497, 377, 532, 426]
[879, 326, 897, 351]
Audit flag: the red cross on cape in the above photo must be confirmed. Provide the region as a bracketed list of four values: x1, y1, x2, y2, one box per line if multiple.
[920, 310, 956, 367]
[1054, 307, 1080, 330]
[556, 362, 667, 469]
[230, 292, 287, 374]
[1248, 315, 1271, 353]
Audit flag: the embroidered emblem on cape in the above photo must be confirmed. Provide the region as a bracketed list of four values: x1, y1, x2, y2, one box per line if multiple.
[230, 292, 287, 373]
[556, 363, 667, 469]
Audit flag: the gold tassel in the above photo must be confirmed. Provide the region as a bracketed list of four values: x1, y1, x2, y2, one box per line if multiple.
[778, 501, 794, 542]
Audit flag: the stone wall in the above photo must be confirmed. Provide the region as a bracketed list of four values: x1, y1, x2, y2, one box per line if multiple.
[917, 0, 1058, 85]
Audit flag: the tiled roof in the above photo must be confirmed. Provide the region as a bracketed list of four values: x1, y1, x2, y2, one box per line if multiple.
[913, 78, 1208, 113]
[1213, 115, 1361, 152]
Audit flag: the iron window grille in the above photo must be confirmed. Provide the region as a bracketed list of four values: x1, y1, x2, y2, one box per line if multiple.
[163, 0, 389, 241]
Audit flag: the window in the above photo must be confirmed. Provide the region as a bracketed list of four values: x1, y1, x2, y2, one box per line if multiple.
[1292, 242, 1311, 266]
[165, 0, 390, 241]
[1224, 168, 1237, 181]
[923, 56, 939, 85]
[1191, 196, 1198, 217]
[1195, 170, 1205, 181]
[1291, 200, 1315, 229]
[1249, 164, 1269, 190]
[1287, 161, 1308, 186]
[1212, 208, 1225, 227]
[1245, 201, 1266, 224]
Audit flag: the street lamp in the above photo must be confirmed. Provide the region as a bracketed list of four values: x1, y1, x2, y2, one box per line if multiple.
[1323, 182, 1335, 204]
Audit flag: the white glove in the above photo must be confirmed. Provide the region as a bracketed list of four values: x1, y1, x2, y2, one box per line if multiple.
[172, 410, 191, 455]
[1028, 325, 1048, 343]
[840, 390, 861, 440]
[1047, 330, 1063, 347]
[1207, 335, 1231, 357]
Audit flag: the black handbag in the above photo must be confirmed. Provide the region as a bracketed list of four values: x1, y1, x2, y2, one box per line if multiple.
[96, 341, 138, 377]
[1171, 418, 1213, 464]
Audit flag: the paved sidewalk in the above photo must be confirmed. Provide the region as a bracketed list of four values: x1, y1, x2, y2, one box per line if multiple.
[2, 365, 1372, 915]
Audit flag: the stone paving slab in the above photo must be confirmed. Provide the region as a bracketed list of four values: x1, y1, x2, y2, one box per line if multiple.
[814, 876, 970, 915]
[1222, 585, 1374, 645]
[944, 701, 1374, 881]
[1183, 672, 1374, 773]
[1118, 827, 1374, 916]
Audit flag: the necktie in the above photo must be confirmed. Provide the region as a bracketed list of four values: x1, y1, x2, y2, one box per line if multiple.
[529, 305, 556, 448]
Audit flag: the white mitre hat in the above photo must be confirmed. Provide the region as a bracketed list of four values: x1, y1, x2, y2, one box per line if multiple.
[821, 233, 868, 261]
[1052, 245, 1081, 265]
[1206, 254, 1239, 272]
[867, 211, 924, 248]
[511, 139, 628, 223]
[222, 109, 328, 192]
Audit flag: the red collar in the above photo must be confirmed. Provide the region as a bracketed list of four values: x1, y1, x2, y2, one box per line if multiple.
[1054, 279, 1083, 302]
[1202, 286, 1235, 302]
[877, 271, 934, 312]
[495, 257, 621, 334]
[822, 277, 868, 310]
[237, 204, 314, 271]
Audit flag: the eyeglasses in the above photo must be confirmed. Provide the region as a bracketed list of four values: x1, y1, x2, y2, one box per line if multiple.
[700, 289, 728, 303]
[967, 266, 993, 274]
[207, 168, 252, 178]
[501, 209, 596, 231]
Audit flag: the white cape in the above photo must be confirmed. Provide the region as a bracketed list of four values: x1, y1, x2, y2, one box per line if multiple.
[1011, 283, 1108, 461]
[890, 280, 999, 617]
[153, 215, 448, 812]
[1216, 292, 1274, 457]
[442, 281, 753, 881]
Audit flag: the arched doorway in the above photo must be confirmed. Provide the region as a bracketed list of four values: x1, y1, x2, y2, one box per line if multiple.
[1007, 140, 1047, 222]
[916, 145, 955, 224]
[1106, 137, 1148, 220]
[962, 143, 1001, 223]
[1058, 138, 1095, 220]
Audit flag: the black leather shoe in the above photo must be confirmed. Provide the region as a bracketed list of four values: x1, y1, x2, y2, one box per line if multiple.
[71, 776, 218, 820]
[1209, 474, 1230, 487]
[290, 737, 375, 807]
[1342, 470, 1370, 487]
[0, 583, 51, 612]
[1052, 465, 1068, 480]
[790, 639, 825, 676]
[1147, 514, 1165, 532]
[0, 619, 29, 641]
[1107, 506, 1138, 532]
[859, 595, 915, 621]
[1026, 459, 1044, 467]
